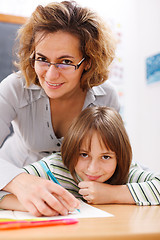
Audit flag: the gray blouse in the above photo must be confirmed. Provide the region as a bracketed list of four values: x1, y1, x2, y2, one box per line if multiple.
[0, 72, 120, 189]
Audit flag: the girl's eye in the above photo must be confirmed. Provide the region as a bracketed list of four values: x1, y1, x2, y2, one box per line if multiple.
[80, 153, 88, 158]
[62, 59, 72, 65]
[102, 155, 110, 160]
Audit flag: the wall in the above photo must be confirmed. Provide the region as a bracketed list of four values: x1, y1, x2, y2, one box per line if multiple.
[1, 0, 160, 171]
[136, 0, 160, 171]
[123, 0, 160, 171]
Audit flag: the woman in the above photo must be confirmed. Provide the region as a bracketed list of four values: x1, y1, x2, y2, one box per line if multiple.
[0, 1, 119, 216]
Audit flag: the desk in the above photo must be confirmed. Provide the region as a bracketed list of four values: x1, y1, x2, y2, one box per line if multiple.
[0, 204, 160, 240]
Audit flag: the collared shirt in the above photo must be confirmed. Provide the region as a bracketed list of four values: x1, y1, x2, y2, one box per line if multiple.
[0, 72, 120, 189]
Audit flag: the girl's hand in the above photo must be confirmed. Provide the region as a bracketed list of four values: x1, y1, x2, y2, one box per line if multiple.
[3, 173, 80, 217]
[78, 181, 107, 204]
[78, 181, 135, 204]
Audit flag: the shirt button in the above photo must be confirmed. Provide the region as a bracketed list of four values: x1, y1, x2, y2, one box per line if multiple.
[57, 143, 61, 147]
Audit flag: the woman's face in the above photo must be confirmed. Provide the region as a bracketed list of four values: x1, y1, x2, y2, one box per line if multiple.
[75, 132, 117, 183]
[34, 31, 86, 100]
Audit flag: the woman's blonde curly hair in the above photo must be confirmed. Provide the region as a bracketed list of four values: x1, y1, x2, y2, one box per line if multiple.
[16, 1, 116, 90]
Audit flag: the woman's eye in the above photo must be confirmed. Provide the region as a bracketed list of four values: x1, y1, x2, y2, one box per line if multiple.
[80, 153, 88, 158]
[37, 57, 48, 62]
[62, 59, 72, 65]
[102, 155, 110, 160]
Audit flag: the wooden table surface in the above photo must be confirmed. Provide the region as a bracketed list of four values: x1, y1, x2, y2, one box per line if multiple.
[0, 204, 160, 240]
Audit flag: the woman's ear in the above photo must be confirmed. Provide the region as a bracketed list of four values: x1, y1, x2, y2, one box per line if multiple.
[84, 59, 91, 71]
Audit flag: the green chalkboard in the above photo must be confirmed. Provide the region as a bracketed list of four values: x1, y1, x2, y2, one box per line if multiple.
[0, 22, 21, 82]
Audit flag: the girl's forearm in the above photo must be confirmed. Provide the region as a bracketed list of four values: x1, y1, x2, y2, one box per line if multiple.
[78, 181, 136, 204]
[100, 184, 135, 204]
[0, 194, 26, 211]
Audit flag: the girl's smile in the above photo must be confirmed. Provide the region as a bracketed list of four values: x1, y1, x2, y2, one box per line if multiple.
[85, 174, 102, 181]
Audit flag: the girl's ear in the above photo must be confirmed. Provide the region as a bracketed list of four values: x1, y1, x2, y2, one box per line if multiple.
[84, 59, 91, 71]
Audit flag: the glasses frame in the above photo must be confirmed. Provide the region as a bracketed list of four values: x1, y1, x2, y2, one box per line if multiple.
[29, 55, 85, 71]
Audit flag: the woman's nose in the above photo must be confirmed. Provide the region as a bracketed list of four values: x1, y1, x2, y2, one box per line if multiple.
[45, 65, 60, 80]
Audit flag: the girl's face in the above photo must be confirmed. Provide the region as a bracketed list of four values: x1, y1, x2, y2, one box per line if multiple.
[75, 132, 117, 182]
[34, 31, 86, 100]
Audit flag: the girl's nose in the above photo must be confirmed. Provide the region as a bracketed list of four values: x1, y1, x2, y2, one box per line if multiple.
[45, 65, 60, 80]
[87, 160, 99, 174]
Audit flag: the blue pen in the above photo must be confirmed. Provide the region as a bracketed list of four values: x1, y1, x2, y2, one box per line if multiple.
[39, 161, 61, 185]
[39, 161, 80, 213]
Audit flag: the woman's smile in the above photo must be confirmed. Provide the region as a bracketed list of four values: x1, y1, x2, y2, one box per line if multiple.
[45, 81, 64, 89]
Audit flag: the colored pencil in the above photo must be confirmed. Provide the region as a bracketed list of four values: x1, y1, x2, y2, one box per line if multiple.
[0, 218, 78, 230]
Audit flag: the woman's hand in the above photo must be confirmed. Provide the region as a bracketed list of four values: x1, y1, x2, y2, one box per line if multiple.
[78, 181, 135, 204]
[3, 173, 80, 217]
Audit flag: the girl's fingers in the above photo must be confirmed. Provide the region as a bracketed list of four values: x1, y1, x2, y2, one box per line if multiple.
[78, 181, 90, 188]
[78, 188, 89, 196]
[82, 194, 93, 203]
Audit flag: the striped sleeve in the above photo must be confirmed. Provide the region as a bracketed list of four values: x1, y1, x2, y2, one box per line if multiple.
[23, 152, 81, 199]
[127, 162, 160, 206]
[23, 159, 50, 180]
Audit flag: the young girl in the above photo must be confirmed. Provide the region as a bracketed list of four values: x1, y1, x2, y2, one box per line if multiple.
[62, 106, 160, 205]
[25, 106, 133, 205]
[0, 107, 159, 214]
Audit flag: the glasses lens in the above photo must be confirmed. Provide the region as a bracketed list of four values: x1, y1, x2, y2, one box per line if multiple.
[56, 64, 74, 73]
[32, 60, 75, 74]
[37, 60, 49, 67]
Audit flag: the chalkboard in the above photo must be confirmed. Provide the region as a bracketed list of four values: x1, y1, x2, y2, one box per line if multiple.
[0, 22, 21, 82]
[0, 22, 22, 141]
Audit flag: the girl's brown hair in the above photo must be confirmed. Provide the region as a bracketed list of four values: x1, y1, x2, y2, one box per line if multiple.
[16, 1, 116, 90]
[62, 107, 132, 185]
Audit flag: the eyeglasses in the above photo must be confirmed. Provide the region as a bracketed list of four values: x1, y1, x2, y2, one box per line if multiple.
[30, 56, 85, 74]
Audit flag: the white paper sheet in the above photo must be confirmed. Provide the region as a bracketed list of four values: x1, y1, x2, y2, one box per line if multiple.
[0, 200, 113, 220]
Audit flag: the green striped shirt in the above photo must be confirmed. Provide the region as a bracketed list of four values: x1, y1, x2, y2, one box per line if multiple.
[23, 153, 160, 206]
[127, 162, 160, 205]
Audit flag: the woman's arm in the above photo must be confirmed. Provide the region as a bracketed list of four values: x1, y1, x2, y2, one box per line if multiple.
[3, 172, 80, 217]
[2, 154, 80, 216]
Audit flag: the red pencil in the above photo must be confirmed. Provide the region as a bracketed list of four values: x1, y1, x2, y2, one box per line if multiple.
[0, 218, 78, 230]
